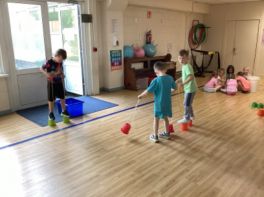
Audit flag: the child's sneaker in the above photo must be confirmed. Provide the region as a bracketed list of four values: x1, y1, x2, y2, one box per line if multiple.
[49, 112, 55, 121]
[149, 134, 159, 143]
[159, 131, 170, 140]
[61, 110, 69, 117]
[177, 118, 188, 124]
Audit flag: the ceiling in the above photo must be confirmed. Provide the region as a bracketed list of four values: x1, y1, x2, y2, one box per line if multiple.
[188, 0, 262, 4]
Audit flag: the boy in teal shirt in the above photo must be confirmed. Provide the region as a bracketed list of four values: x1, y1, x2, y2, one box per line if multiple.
[176, 49, 197, 123]
[138, 62, 176, 143]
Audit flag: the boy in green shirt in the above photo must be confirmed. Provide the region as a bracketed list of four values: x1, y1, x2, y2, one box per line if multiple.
[176, 49, 198, 123]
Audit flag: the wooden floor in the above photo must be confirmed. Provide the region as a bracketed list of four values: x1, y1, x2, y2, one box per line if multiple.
[0, 78, 264, 197]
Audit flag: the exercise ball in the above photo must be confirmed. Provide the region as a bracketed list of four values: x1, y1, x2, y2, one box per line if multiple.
[134, 47, 145, 58]
[144, 44, 157, 57]
[124, 45, 134, 58]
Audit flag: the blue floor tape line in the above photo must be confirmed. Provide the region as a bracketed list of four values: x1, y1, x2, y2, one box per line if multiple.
[0, 99, 154, 150]
[0, 88, 203, 151]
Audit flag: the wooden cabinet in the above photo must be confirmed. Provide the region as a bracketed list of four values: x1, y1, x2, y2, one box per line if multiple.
[124, 54, 176, 90]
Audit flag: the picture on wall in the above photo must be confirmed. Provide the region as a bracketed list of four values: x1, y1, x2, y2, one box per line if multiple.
[110, 50, 122, 71]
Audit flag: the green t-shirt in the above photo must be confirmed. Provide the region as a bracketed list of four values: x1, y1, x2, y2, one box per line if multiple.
[182, 64, 197, 93]
[147, 75, 176, 119]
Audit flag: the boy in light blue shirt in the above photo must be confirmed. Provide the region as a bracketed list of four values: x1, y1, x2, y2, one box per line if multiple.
[138, 62, 176, 143]
[176, 49, 198, 123]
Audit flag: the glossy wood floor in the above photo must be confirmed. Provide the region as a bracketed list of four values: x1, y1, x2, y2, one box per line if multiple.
[0, 78, 264, 197]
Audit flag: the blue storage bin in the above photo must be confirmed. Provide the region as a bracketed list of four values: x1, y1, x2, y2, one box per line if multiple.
[56, 98, 84, 118]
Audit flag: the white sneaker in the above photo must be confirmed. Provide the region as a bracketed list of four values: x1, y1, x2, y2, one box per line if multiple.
[159, 131, 170, 140]
[149, 134, 159, 143]
[177, 118, 188, 124]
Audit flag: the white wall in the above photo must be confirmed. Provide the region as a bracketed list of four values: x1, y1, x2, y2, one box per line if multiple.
[101, 6, 125, 90]
[97, 0, 208, 90]
[128, 0, 209, 14]
[203, 1, 264, 75]
[97, 2, 124, 90]
[96, 1, 105, 88]
[123, 5, 205, 69]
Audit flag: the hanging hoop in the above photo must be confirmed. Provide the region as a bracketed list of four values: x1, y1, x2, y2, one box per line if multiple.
[188, 22, 208, 49]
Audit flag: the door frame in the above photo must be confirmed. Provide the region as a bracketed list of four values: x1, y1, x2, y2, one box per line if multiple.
[222, 19, 260, 74]
[79, 1, 95, 96]
[3, 0, 53, 110]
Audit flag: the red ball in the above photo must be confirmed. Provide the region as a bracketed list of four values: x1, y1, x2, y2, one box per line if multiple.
[121, 123, 131, 135]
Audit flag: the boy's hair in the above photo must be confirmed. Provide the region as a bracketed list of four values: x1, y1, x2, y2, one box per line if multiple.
[179, 49, 189, 57]
[55, 49, 67, 60]
[154, 61, 168, 71]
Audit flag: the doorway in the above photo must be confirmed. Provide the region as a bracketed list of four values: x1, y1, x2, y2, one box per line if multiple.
[7, 2, 49, 107]
[48, 2, 84, 95]
[6, 1, 85, 110]
[223, 20, 259, 73]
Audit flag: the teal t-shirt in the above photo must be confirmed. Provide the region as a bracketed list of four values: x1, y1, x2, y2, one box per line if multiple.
[147, 75, 176, 119]
[182, 64, 197, 93]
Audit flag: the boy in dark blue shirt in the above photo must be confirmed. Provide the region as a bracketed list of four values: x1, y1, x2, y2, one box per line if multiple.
[41, 49, 69, 122]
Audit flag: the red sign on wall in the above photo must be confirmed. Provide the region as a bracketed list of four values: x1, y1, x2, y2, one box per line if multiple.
[147, 11, 152, 19]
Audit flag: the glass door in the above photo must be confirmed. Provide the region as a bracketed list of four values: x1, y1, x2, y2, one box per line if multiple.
[48, 2, 84, 95]
[7, 1, 50, 107]
[8, 3, 47, 71]
[7, 1, 85, 109]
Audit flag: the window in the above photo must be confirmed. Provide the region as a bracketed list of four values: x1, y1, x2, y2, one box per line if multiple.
[48, 2, 80, 62]
[8, 3, 46, 70]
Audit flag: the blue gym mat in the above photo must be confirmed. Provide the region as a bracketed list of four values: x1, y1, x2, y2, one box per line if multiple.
[16, 96, 118, 127]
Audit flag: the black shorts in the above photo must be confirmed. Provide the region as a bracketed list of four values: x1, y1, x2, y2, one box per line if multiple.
[47, 82, 65, 102]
